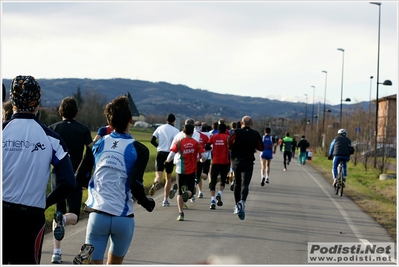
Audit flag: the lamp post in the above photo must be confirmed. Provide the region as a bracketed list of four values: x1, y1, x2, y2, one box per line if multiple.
[311, 86, 315, 145]
[311, 85, 315, 131]
[304, 94, 308, 134]
[370, 2, 393, 168]
[322, 70, 328, 148]
[368, 76, 373, 145]
[337, 48, 345, 127]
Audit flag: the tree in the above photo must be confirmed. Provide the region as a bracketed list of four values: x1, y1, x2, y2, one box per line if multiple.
[73, 86, 84, 108]
[78, 87, 107, 131]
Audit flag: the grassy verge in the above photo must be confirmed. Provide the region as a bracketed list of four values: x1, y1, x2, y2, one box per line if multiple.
[308, 150, 396, 240]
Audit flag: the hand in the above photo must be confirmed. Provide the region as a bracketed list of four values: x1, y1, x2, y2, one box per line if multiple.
[141, 197, 155, 212]
[328, 155, 332, 160]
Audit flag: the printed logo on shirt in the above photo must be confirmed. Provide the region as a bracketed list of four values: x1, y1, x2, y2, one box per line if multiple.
[3, 139, 45, 153]
[111, 141, 119, 149]
[31, 142, 46, 152]
[182, 142, 195, 154]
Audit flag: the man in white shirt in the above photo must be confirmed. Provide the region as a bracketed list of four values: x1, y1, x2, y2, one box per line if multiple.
[149, 114, 180, 206]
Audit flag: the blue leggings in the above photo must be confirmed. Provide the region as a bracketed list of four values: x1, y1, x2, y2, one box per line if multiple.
[332, 156, 349, 179]
[85, 212, 135, 260]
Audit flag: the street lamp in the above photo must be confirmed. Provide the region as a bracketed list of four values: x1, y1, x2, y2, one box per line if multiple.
[337, 48, 345, 126]
[341, 98, 351, 124]
[322, 70, 328, 148]
[370, 2, 393, 168]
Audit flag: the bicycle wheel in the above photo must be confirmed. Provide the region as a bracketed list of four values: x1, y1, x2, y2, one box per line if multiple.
[334, 170, 339, 195]
[339, 163, 344, 197]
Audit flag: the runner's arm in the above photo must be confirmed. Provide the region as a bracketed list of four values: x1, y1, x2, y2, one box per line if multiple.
[150, 135, 158, 148]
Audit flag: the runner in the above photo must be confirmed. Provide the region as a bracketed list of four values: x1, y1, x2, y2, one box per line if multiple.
[227, 116, 263, 220]
[194, 121, 211, 200]
[260, 126, 277, 185]
[204, 123, 230, 210]
[282, 132, 293, 171]
[48, 97, 93, 264]
[74, 95, 155, 264]
[165, 124, 208, 221]
[3, 75, 76, 264]
[149, 113, 180, 206]
[297, 135, 310, 165]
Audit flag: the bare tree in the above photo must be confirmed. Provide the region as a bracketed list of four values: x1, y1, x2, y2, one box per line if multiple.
[78, 87, 107, 131]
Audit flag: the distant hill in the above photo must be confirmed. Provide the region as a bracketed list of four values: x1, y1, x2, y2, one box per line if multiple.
[2, 78, 367, 121]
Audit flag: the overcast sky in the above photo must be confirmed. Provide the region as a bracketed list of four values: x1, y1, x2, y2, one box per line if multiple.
[1, 1, 398, 105]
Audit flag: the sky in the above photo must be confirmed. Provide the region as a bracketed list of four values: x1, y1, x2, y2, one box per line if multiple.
[1, 1, 398, 105]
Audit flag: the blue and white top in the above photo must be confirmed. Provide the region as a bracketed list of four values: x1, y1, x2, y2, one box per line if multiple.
[86, 132, 138, 217]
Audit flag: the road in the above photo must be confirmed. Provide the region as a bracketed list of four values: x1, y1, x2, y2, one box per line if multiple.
[40, 153, 396, 265]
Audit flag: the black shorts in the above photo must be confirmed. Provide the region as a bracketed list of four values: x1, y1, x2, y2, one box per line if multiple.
[155, 151, 174, 173]
[3, 201, 45, 264]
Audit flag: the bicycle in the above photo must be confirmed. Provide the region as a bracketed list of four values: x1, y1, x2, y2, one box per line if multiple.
[334, 160, 345, 197]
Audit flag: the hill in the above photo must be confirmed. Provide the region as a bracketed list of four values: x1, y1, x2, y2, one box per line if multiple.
[2, 78, 366, 121]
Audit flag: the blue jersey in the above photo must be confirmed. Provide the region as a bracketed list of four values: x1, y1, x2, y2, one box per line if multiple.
[261, 134, 274, 160]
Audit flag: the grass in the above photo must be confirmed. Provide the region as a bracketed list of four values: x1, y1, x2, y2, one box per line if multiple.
[309, 150, 397, 240]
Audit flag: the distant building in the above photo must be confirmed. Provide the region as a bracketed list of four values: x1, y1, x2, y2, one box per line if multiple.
[125, 92, 145, 122]
[373, 94, 396, 144]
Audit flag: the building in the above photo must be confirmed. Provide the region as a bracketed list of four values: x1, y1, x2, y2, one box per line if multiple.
[374, 94, 397, 144]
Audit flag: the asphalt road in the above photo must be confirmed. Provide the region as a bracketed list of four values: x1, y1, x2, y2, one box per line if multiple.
[40, 153, 396, 265]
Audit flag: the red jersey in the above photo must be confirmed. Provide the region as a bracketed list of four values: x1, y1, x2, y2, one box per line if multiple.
[171, 137, 204, 174]
[207, 133, 229, 164]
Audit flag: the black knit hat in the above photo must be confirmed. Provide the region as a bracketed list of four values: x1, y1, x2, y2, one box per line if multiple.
[10, 75, 41, 112]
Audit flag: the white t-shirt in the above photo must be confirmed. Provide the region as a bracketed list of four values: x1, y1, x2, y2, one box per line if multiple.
[152, 123, 179, 152]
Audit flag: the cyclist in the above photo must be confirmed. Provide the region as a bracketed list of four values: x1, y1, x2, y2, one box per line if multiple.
[328, 129, 354, 187]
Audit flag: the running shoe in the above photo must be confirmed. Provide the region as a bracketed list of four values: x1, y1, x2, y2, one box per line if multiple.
[283, 168, 287, 172]
[51, 253, 62, 264]
[237, 202, 245, 220]
[266, 177, 269, 184]
[198, 192, 204, 198]
[216, 193, 223, 206]
[162, 199, 170, 207]
[261, 177, 265, 186]
[210, 199, 216, 210]
[177, 213, 184, 221]
[181, 185, 189, 202]
[169, 184, 178, 199]
[73, 244, 94, 265]
[183, 203, 189, 209]
[190, 194, 196, 203]
[149, 181, 159, 196]
[233, 205, 239, 214]
[53, 211, 65, 241]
